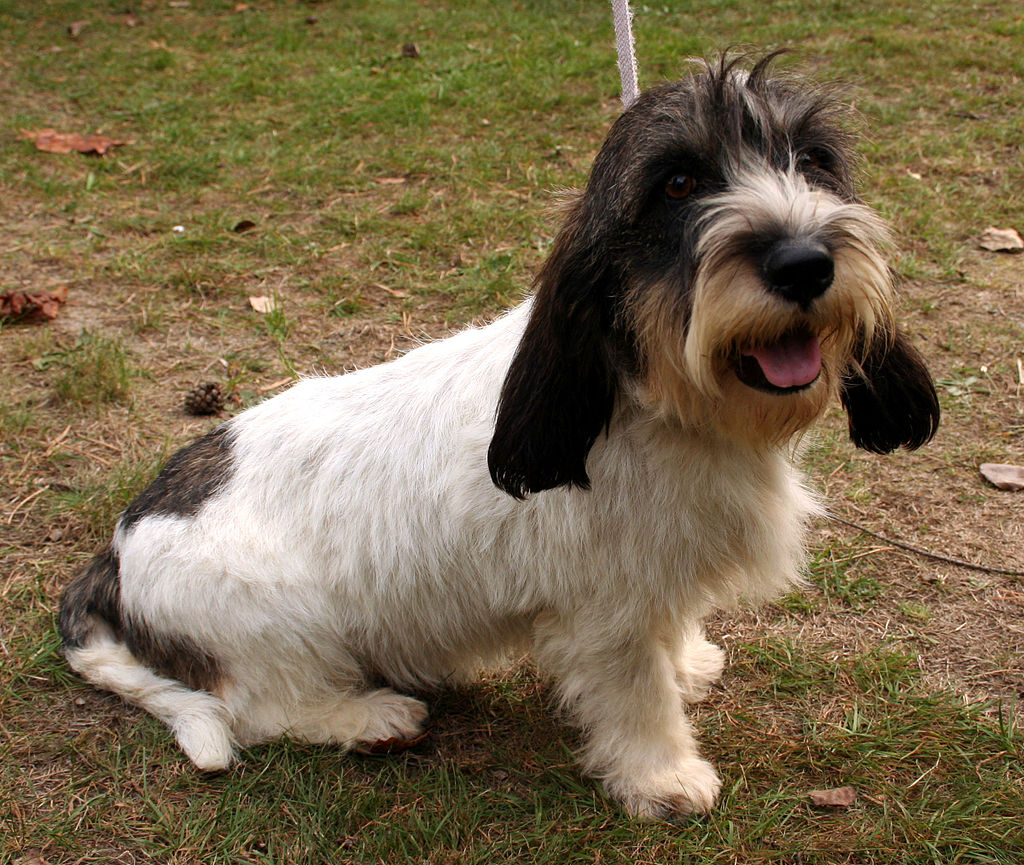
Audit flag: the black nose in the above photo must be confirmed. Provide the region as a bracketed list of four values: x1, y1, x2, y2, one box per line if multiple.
[762, 239, 834, 307]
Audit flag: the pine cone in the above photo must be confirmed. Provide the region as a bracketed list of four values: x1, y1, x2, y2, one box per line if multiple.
[183, 382, 224, 416]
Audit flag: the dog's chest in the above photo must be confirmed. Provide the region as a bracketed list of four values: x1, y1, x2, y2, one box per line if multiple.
[567, 426, 815, 605]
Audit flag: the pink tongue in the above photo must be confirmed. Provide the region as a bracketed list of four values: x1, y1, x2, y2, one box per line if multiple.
[745, 333, 822, 388]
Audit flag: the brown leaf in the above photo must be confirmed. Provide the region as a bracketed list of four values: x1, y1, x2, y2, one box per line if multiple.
[67, 20, 89, 38]
[980, 463, 1024, 492]
[248, 295, 275, 314]
[232, 219, 257, 233]
[20, 128, 129, 156]
[978, 227, 1023, 253]
[809, 786, 858, 808]
[0, 286, 68, 323]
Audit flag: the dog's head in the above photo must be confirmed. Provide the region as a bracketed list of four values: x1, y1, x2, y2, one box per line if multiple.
[488, 55, 939, 498]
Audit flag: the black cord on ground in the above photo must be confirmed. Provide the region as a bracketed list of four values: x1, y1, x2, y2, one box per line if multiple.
[828, 514, 1024, 578]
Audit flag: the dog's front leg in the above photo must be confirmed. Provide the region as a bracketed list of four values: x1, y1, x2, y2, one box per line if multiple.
[669, 626, 726, 704]
[534, 614, 722, 820]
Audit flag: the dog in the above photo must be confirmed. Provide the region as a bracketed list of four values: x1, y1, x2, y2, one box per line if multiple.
[59, 55, 939, 820]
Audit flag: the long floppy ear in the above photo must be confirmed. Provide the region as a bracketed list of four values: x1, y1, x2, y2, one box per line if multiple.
[487, 218, 618, 499]
[840, 326, 940, 453]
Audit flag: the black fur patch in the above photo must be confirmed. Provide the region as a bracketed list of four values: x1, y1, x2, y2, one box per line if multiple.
[59, 544, 223, 693]
[58, 544, 122, 649]
[122, 614, 223, 694]
[841, 328, 940, 453]
[120, 424, 235, 531]
[487, 219, 622, 499]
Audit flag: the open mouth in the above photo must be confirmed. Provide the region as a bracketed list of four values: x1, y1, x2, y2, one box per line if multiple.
[735, 329, 822, 394]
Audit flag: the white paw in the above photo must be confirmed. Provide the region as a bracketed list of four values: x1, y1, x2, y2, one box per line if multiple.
[174, 709, 236, 772]
[676, 638, 726, 704]
[607, 757, 722, 820]
[355, 691, 429, 746]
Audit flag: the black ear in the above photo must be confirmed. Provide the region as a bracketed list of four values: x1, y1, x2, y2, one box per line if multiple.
[487, 226, 618, 499]
[840, 327, 940, 454]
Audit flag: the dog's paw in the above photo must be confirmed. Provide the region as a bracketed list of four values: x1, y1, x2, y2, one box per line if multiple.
[355, 691, 429, 747]
[173, 707, 236, 772]
[676, 638, 726, 704]
[606, 757, 722, 821]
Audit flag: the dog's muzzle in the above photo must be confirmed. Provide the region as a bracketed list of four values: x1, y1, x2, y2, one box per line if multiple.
[733, 239, 835, 394]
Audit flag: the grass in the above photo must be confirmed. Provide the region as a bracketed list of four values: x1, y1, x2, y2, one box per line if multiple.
[45, 330, 136, 407]
[1, 1, 1023, 863]
[3, 645, 1019, 864]
[48, 445, 173, 546]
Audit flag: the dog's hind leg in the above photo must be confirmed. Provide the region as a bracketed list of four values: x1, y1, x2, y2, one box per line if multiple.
[65, 631, 236, 771]
[281, 688, 429, 749]
[60, 545, 236, 771]
[535, 614, 722, 820]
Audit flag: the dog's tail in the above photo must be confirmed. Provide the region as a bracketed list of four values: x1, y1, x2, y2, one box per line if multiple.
[58, 545, 236, 770]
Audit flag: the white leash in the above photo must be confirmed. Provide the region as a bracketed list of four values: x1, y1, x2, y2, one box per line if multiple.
[610, 0, 640, 107]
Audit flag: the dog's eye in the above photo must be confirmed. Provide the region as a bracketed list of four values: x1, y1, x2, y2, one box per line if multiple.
[665, 174, 695, 200]
[797, 150, 829, 172]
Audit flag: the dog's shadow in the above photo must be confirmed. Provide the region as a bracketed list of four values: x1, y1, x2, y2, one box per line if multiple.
[413, 668, 573, 769]
[235, 664, 599, 816]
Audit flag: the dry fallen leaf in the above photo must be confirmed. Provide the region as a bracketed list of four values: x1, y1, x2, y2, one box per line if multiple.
[980, 463, 1024, 492]
[20, 128, 129, 156]
[978, 227, 1023, 253]
[232, 219, 257, 233]
[0, 286, 68, 322]
[809, 786, 858, 808]
[248, 295, 275, 314]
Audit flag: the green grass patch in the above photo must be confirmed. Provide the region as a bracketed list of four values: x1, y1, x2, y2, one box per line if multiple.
[809, 543, 885, 609]
[39, 331, 136, 407]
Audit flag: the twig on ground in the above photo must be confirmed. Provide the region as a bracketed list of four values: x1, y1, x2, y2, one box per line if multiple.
[829, 514, 1024, 578]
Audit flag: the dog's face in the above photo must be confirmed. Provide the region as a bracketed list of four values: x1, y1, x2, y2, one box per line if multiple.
[489, 56, 939, 498]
